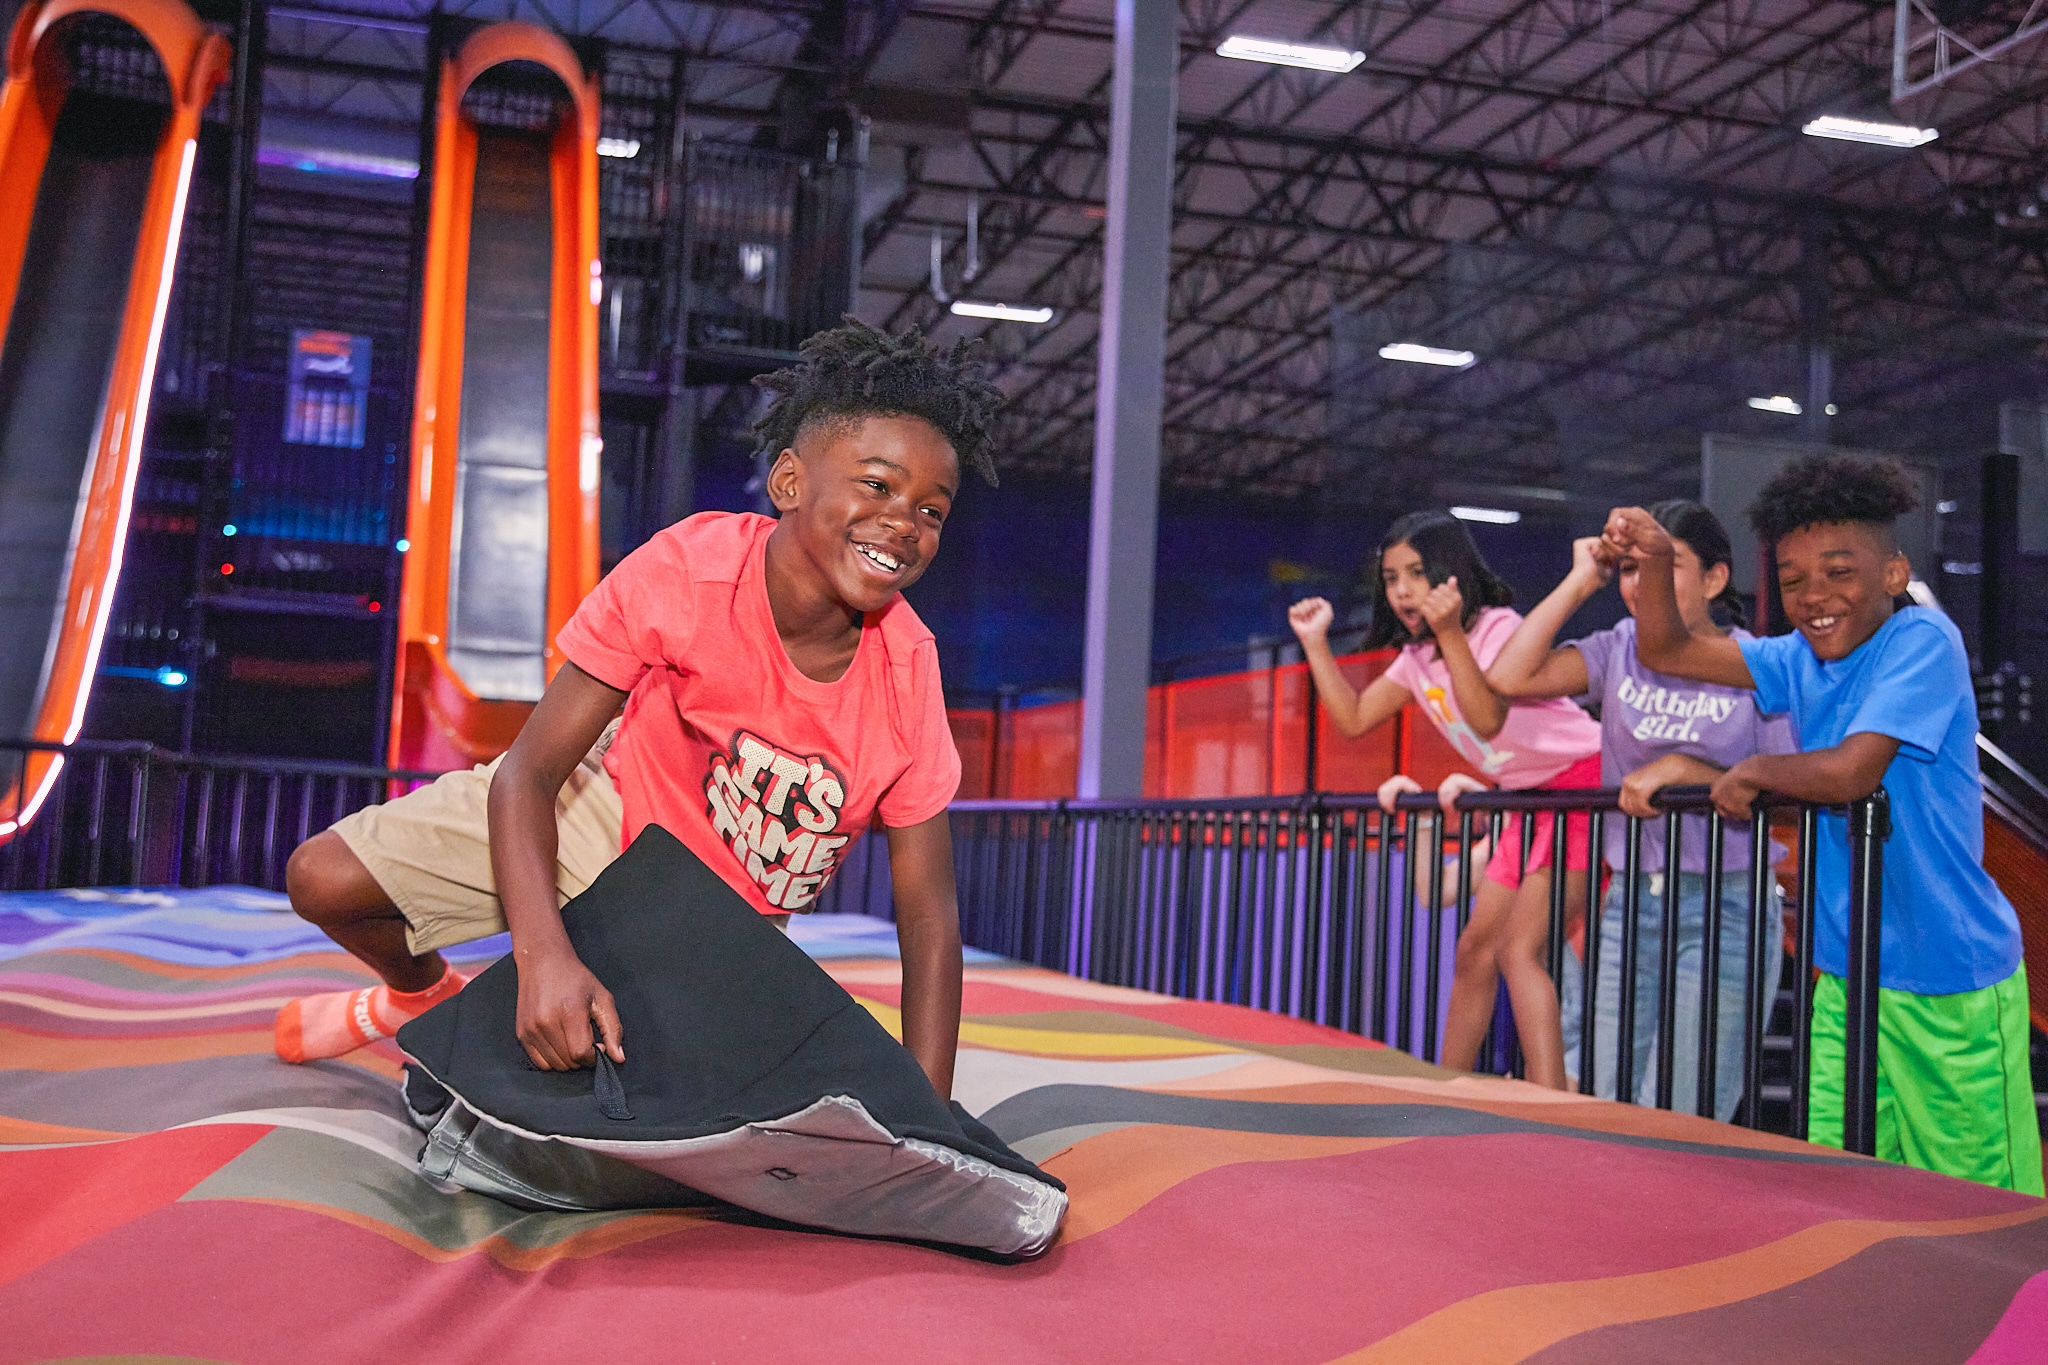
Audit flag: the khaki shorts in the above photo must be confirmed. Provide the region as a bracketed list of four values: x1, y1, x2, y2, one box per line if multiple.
[332, 723, 785, 954]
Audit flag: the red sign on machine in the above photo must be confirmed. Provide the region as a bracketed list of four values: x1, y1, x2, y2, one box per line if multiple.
[284, 328, 371, 449]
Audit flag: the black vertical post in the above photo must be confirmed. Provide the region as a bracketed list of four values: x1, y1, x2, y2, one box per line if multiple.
[127, 752, 150, 886]
[1545, 802, 1568, 992]
[1396, 808, 1418, 1055]
[1615, 817, 1643, 1104]
[1578, 807, 1604, 1096]
[1303, 676, 1320, 795]
[1790, 806, 1820, 1139]
[1841, 791, 1889, 1157]
[1740, 808, 1773, 1129]
[1696, 810, 1726, 1119]
[1654, 808, 1683, 1110]
[1422, 803, 1446, 1063]
[1982, 451, 2019, 676]
[1370, 807, 1393, 1042]
[186, 0, 267, 753]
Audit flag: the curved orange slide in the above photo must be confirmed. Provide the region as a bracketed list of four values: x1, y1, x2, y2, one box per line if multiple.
[0, 0, 228, 839]
[389, 22, 601, 772]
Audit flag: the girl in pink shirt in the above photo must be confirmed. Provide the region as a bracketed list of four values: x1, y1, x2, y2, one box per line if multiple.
[1290, 510, 1601, 1089]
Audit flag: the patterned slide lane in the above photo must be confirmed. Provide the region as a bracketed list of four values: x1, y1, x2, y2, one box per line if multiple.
[0, 887, 2043, 1363]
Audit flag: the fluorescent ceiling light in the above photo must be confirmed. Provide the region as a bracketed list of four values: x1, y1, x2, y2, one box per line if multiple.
[1379, 342, 1476, 368]
[1216, 35, 1365, 73]
[950, 299, 1054, 324]
[1450, 505, 1521, 525]
[1748, 395, 1802, 415]
[596, 137, 641, 159]
[1802, 115, 1937, 149]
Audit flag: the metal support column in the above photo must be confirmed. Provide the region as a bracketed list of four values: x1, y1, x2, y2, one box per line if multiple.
[1800, 216, 1832, 446]
[1077, 0, 1175, 799]
[1982, 451, 2019, 673]
[655, 51, 694, 529]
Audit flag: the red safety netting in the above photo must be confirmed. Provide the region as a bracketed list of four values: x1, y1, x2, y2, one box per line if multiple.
[950, 649, 1481, 800]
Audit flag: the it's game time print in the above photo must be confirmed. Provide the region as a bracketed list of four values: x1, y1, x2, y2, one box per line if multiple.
[704, 731, 852, 910]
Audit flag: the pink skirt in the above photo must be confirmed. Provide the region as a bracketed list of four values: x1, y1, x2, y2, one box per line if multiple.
[1482, 752, 1603, 890]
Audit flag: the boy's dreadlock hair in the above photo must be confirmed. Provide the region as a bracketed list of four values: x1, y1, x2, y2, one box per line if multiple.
[751, 317, 1004, 487]
[1747, 453, 1920, 547]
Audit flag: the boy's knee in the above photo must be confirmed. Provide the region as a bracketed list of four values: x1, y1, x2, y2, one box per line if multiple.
[286, 832, 383, 927]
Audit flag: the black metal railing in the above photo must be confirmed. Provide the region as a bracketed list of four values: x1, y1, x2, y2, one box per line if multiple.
[831, 785, 1889, 1155]
[0, 737, 1888, 1152]
[0, 739, 439, 893]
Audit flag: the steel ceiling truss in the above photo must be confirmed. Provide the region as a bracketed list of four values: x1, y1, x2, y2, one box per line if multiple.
[259, 0, 821, 125]
[864, 0, 2048, 493]
[235, 0, 2048, 494]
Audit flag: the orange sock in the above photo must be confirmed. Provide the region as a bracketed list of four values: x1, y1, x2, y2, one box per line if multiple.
[274, 964, 466, 1064]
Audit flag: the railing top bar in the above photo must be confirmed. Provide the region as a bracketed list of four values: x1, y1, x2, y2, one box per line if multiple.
[1978, 732, 2048, 805]
[949, 796, 1309, 815]
[951, 784, 1854, 818]
[1372, 784, 1802, 814]
[2, 738, 444, 785]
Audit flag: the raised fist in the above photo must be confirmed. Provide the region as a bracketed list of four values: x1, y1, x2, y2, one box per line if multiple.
[1288, 596, 1335, 642]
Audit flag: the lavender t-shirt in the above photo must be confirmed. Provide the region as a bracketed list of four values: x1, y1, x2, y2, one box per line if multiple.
[1566, 617, 1795, 872]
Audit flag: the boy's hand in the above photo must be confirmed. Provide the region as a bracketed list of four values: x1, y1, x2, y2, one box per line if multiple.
[1710, 758, 1766, 821]
[1288, 596, 1334, 643]
[1419, 575, 1465, 636]
[1602, 507, 1674, 563]
[515, 946, 625, 1070]
[1568, 536, 1616, 589]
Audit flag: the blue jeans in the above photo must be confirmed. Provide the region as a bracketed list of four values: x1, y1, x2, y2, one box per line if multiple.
[1560, 869, 1783, 1121]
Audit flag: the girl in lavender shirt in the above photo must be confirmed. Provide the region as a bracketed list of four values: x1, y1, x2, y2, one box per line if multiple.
[1490, 501, 1792, 1119]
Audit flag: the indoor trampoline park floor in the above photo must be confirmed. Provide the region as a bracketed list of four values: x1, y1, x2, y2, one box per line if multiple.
[2, 885, 2046, 1363]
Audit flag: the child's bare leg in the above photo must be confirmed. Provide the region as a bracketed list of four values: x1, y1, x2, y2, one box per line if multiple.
[275, 832, 466, 1063]
[1501, 869, 1568, 1090]
[1440, 876, 1515, 1071]
[287, 831, 445, 991]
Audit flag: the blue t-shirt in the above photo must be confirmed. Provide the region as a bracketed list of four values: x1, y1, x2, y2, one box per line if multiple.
[1739, 607, 2020, 995]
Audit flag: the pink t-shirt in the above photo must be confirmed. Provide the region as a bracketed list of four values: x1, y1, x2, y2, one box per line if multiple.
[1382, 606, 1601, 789]
[555, 512, 961, 915]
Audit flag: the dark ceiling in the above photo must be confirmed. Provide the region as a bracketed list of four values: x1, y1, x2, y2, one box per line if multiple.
[262, 0, 2048, 508]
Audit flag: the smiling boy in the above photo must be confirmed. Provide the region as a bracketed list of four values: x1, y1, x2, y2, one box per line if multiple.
[1608, 454, 2040, 1193]
[274, 320, 1001, 1100]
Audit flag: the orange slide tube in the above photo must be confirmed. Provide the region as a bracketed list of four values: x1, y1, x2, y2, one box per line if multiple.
[390, 21, 601, 772]
[0, 0, 228, 839]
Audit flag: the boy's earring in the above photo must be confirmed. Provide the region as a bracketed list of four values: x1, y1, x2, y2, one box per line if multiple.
[768, 450, 799, 507]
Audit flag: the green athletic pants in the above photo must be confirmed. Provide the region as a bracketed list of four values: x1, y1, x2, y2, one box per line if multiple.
[1807, 965, 2044, 1196]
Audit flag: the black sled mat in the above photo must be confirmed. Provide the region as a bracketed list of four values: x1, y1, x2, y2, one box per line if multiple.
[397, 825, 1067, 1256]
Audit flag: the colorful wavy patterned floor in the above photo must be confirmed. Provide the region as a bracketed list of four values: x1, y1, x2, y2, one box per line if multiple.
[3, 886, 2045, 1363]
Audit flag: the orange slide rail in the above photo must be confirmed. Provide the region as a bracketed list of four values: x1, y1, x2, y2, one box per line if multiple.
[0, 0, 228, 839]
[390, 22, 602, 771]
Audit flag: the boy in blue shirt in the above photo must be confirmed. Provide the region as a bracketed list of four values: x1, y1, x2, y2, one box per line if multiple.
[1606, 454, 2041, 1193]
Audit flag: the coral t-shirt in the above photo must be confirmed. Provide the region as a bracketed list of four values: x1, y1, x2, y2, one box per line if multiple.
[555, 512, 961, 915]
[1382, 606, 1602, 789]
